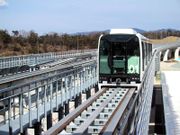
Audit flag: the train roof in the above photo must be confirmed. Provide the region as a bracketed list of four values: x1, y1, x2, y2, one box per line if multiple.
[109, 29, 138, 35]
[109, 28, 148, 41]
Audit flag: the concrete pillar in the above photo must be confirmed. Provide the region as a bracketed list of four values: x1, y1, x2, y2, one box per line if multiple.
[175, 47, 180, 60]
[64, 102, 69, 116]
[27, 128, 34, 135]
[91, 88, 95, 96]
[41, 118, 47, 132]
[69, 101, 75, 112]
[81, 93, 86, 103]
[34, 122, 42, 135]
[47, 113, 52, 130]
[58, 106, 64, 120]
[29, 67, 32, 72]
[163, 49, 170, 61]
[52, 112, 59, 125]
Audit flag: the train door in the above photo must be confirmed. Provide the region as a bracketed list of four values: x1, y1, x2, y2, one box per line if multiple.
[111, 42, 127, 74]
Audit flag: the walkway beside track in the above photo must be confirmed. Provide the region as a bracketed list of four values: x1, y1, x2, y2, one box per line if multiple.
[161, 71, 180, 135]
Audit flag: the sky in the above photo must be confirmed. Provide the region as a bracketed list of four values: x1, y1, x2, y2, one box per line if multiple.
[0, 0, 180, 35]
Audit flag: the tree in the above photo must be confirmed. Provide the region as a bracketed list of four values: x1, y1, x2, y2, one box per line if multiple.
[12, 30, 19, 37]
[0, 30, 11, 44]
[28, 30, 38, 46]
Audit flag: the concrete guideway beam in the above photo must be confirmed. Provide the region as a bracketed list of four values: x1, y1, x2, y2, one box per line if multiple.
[175, 47, 180, 60]
[163, 49, 170, 61]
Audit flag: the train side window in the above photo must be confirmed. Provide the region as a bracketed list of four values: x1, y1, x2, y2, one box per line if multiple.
[145, 42, 148, 65]
[148, 43, 151, 59]
[147, 43, 149, 61]
[143, 42, 147, 66]
[150, 43, 152, 56]
[142, 42, 145, 71]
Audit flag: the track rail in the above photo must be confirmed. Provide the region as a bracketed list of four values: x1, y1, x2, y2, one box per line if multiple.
[44, 87, 136, 135]
[0, 58, 96, 86]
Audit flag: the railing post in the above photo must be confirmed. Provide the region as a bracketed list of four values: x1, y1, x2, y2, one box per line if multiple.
[56, 80, 59, 110]
[8, 98, 12, 135]
[19, 92, 23, 133]
[36, 86, 40, 122]
[28, 86, 32, 127]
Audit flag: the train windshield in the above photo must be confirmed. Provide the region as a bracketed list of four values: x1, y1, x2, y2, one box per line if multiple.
[99, 34, 140, 75]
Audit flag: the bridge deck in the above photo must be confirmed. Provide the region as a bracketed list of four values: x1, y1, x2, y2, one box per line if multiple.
[161, 71, 180, 135]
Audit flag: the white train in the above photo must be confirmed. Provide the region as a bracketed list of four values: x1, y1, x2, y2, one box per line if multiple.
[98, 29, 153, 89]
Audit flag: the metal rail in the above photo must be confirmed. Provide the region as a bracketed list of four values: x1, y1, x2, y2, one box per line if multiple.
[0, 58, 96, 86]
[0, 49, 97, 70]
[44, 88, 108, 135]
[44, 87, 136, 135]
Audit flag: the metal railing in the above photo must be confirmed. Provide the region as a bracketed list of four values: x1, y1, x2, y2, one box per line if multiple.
[0, 49, 97, 69]
[0, 60, 97, 135]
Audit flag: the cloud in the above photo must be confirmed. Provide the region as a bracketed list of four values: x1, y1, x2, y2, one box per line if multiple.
[0, 0, 8, 6]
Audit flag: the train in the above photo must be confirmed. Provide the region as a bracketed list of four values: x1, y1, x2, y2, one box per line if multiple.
[98, 29, 153, 89]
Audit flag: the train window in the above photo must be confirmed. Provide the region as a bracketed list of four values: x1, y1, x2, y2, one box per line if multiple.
[147, 43, 152, 60]
[147, 43, 149, 61]
[144, 43, 147, 65]
[142, 42, 145, 71]
[112, 42, 126, 73]
[150, 43, 152, 56]
[127, 37, 140, 74]
[99, 40, 111, 74]
[146, 42, 149, 62]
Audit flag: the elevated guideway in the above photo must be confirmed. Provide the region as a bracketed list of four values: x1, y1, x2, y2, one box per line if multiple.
[152, 38, 180, 135]
[153, 39, 180, 64]
[161, 71, 180, 134]
[0, 45, 164, 135]
[0, 49, 97, 89]
[44, 46, 156, 135]
[0, 49, 97, 70]
[45, 87, 136, 135]
[0, 49, 97, 77]
[0, 57, 98, 135]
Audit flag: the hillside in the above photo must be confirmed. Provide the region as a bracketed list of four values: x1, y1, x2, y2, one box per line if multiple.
[150, 36, 180, 44]
[1, 28, 180, 56]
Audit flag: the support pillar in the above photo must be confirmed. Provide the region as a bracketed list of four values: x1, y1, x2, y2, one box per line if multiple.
[58, 106, 64, 120]
[34, 122, 42, 135]
[163, 49, 170, 61]
[27, 128, 34, 135]
[81, 93, 86, 103]
[175, 47, 180, 60]
[47, 113, 52, 130]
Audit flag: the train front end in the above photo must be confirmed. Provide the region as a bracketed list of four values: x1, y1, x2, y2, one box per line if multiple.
[98, 30, 141, 89]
